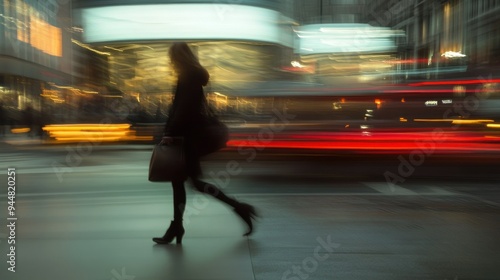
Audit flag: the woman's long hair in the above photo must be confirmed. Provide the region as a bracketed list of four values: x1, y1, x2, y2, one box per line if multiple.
[169, 42, 204, 73]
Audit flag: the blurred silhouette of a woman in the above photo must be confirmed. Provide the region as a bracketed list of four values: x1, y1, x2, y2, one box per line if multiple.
[153, 42, 258, 244]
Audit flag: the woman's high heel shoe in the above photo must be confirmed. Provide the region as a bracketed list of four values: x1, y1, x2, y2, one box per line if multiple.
[234, 203, 258, 236]
[153, 220, 185, 244]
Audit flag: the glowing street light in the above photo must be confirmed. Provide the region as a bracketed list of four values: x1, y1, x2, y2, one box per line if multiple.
[441, 51, 466, 58]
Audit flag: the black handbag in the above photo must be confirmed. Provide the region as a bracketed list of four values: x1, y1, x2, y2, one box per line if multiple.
[197, 100, 229, 157]
[198, 115, 229, 157]
[148, 137, 187, 182]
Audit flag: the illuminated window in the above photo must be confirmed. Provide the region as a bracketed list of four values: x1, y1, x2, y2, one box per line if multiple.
[30, 13, 62, 57]
[8, 0, 63, 58]
[16, 1, 29, 43]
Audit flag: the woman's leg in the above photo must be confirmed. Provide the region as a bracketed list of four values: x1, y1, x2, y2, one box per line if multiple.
[152, 180, 186, 244]
[191, 177, 239, 208]
[191, 175, 258, 236]
[171, 180, 186, 221]
[186, 153, 239, 207]
[185, 146, 258, 235]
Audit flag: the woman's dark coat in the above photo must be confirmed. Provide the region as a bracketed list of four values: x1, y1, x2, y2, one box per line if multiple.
[164, 66, 210, 176]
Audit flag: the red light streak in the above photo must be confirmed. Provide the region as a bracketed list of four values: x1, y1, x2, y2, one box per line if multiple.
[226, 131, 500, 153]
[382, 89, 477, 94]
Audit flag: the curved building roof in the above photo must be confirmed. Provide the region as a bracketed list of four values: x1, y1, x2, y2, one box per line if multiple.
[78, 3, 294, 47]
[74, 0, 286, 12]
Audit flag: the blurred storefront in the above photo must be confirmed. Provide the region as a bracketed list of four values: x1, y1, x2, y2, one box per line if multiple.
[73, 1, 296, 119]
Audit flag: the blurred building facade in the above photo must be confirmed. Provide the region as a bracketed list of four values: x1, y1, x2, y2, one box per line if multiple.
[3, 0, 499, 128]
[293, 0, 366, 24]
[292, 0, 500, 82]
[364, 0, 500, 80]
[0, 0, 73, 115]
[291, 0, 402, 86]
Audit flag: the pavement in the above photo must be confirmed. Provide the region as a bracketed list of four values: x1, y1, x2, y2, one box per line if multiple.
[1, 133, 500, 280]
[0, 132, 44, 146]
[1, 177, 500, 280]
[0, 186, 500, 280]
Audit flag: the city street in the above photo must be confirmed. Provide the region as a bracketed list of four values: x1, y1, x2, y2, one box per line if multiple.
[1, 141, 500, 280]
[2, 0, 500, 279]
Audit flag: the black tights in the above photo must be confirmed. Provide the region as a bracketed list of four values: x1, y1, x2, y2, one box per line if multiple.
[171, 177, 239, 222]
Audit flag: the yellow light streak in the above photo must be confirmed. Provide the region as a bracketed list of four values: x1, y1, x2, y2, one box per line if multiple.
[41, 124, 154, 142]
[452, 119, 494, 125]
[72, 39, 111, 56]
[413, 119, 494, 124]
[487, 123, 500, 129]
[414, 119, 455, 122]
[11, 128, 30, 134]
[43, 124, 131, 132]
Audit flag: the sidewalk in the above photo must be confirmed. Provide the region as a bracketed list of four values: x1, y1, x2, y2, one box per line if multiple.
[0, 132, 44, 146]
[2, 182, 500, 280]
